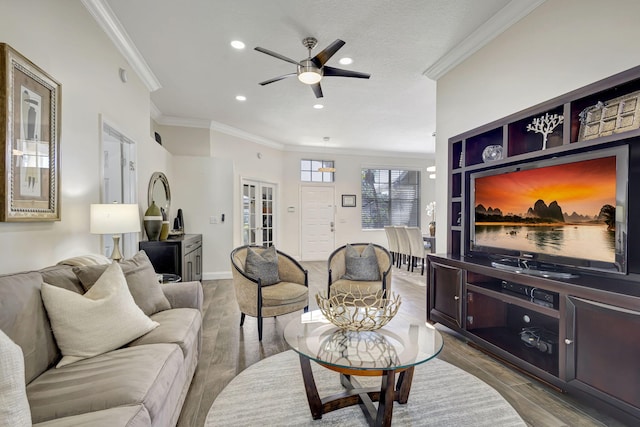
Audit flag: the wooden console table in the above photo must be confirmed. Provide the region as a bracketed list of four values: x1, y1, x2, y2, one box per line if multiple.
[139, 234, 202, 282]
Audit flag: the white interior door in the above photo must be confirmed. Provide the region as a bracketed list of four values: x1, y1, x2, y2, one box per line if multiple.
[301, 186, 335, 260]
[101, 119, 137, 258]
[242, 179, 277, 247]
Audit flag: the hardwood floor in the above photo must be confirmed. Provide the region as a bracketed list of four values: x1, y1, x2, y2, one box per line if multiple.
[177, 261, 628, 427]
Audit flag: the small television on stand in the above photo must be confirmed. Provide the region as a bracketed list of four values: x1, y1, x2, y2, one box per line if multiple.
[468, 145, 629, 277]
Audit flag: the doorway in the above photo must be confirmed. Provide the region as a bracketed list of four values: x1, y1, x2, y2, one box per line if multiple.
[300, 185, 335, 260]
[100, 117, 137, 258]
[242, 179, 277, 247]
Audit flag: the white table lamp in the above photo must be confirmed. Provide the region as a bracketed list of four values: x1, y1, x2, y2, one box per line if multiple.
[90, 203, 141, 262]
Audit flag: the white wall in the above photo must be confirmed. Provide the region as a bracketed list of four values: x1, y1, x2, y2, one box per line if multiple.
[280, 151, 434, 258]
[166, 125, 434, 275]
[434, 0, 640, 252]
[0, 0, 160, 272]
[157, 124, 210, 157]
[171, 156, 233, 278]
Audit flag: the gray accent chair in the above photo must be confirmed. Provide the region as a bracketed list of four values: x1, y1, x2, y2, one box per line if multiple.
[230, 245, 309, 340]
[327, 243, 392, 298]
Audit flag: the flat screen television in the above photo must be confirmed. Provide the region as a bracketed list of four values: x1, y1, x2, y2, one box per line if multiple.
[469, 146, 629, 276]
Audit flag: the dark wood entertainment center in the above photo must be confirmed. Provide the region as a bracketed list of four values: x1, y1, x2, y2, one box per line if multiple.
[428, 66, 640, 424]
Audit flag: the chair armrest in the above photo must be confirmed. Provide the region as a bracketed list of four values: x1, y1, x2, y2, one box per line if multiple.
[328, 254, 346, 285]
[162, 281, 203, 311]
[278, 255, 307, 286]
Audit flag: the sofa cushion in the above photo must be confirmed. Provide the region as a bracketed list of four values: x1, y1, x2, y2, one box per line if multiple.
[0, 271, 59, 384]
[41, 262, 159, 368]
[73, 251, 171, 316]
[56, 253, 111, 267]
[32, 405, 150, 427]
[342, 243, 381, 281]
[245, 246, 280, 286]
[39, 265, 84, 293]
[0, 329, 32, 427]
[26, 343, 182, 424]
[128, 308, 201, 360]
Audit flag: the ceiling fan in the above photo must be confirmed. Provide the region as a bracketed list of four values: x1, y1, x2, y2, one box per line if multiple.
[254, 37, 371, 98]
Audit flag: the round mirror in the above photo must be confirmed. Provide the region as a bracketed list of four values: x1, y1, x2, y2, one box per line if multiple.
[148, 172, 171, 216]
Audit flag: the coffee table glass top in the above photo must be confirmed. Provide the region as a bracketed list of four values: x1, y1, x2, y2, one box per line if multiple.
[284, 310, 443, 372]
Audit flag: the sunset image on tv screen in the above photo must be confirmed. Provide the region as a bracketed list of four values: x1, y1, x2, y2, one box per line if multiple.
[473, 156, 617, 263]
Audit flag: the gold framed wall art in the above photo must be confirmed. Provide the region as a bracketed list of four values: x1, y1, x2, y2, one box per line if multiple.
[0, 43, 61, 221]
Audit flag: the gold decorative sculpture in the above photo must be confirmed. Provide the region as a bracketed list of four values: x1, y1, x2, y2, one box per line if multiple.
[315, 288, 401, 331]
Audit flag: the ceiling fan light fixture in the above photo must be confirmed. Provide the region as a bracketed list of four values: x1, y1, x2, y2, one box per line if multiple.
[297, 60, 323, 84]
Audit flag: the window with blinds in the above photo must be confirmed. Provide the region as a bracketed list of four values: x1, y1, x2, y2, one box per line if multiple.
[361, 169, 420, 229]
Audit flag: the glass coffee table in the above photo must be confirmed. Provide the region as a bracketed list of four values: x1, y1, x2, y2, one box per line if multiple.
[284, 311, 443, 426]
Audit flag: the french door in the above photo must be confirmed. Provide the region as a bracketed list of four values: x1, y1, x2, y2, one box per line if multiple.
[242, 179, 277, 247]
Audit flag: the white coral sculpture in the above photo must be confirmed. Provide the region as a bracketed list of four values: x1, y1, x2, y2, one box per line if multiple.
[526, 113, 564, 150]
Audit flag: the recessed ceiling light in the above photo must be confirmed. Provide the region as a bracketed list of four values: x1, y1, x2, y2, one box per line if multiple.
[339, 57, 353, 65]
[427, 166, 436, 172]
[429, 173, 436, 179]
[313, 104, 324, 109]
[231, 40, 245, 49]
[235, 95, 246, 101]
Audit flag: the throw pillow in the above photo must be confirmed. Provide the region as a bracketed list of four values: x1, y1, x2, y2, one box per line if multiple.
[342, 244, 381, 281]
[73, 251, 171, 316]
[245, 246, 280, 286]
[0, 329, 32, 426]
[42, 262, 159, 368]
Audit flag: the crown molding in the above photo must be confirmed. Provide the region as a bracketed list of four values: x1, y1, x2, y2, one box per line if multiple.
[150, 102, 162, 121]
[155, 116, 284, 150]
[209, 120, 285, 150]
[81, 0, 161, 92]
[283, 144, 432, 159]
[155, 115, 211, 129]
[423, 0, 546, 80]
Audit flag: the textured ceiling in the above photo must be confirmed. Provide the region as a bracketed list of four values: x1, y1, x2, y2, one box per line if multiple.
[105, 0, 514, 156]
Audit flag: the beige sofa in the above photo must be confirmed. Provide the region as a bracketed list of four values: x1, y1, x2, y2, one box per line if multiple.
[0, 254, 203, 426]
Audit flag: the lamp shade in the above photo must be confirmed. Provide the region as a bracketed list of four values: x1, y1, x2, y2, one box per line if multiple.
[90, 204, 141, 235]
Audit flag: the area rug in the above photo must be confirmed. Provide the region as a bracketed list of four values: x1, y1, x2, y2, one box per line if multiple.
[205, 350, 525, 426]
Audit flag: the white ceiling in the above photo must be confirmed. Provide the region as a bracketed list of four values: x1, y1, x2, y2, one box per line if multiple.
[93, 0, 541, 156]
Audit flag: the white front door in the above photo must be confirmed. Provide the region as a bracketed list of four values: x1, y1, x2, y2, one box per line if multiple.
[301, 186, 335, 260]
[242, 179, 277, 247]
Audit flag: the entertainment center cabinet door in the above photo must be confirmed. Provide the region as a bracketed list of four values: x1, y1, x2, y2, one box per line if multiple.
[427, 261, 464, 328]
[566, 296, 640, 418]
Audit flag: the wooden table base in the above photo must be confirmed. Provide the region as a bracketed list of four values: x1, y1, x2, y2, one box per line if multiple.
[298, 354, 415, 427]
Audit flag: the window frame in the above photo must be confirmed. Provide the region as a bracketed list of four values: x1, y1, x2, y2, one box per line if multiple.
[360, 167, 421, 230]
[300, 159, 335, 183]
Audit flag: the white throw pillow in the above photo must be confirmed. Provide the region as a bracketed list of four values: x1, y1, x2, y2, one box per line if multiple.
[41, 262, 159, 368]
[0, 329, 32, 426]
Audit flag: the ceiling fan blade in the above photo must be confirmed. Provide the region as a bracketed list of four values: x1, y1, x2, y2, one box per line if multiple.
[311, 83, 323, 98]
[311, 39, 345, 67]
[254, 47, 300, 65]
[259, 73, 296, 86]
[323, 66, 371, 79]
